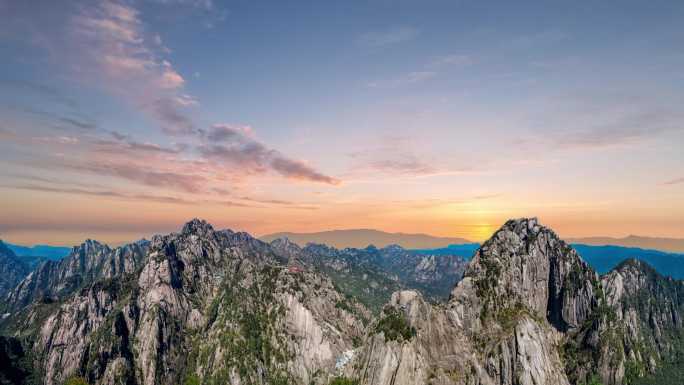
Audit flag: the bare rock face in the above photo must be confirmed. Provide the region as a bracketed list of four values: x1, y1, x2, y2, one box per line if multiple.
[593, 259, 684, 384]
[5, 239, 149, 309]
[356, 218, 601, 385]
[3, 217, 684, 385]
[13, 219, 368, 385]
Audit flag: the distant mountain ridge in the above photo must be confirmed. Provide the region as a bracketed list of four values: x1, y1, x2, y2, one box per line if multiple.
[5, 243, 71, 260]
[260, 228, 471, 249]
[568, 235, 684, 253]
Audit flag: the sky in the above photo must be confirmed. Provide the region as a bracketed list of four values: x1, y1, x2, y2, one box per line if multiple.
[1, 0, 683, 246]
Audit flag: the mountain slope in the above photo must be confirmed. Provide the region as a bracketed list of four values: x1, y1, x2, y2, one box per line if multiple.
[0, 241, 31, 299]
[1, 219, 369, 385]
[352, 218, 684, 385]
[270, 239, 468, 312]
[4, 239, 149, 310]
[261, 229, 471, 249]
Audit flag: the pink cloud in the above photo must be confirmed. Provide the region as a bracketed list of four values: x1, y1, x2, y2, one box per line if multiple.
[68, 0, 197, 135]
[200, 124, 340, 185]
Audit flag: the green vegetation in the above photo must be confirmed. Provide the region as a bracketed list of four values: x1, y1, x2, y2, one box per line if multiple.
[324, 266, 400, 314]
[184, 373, 201, 385]
[328, 376, 358, 385]
[374, 306, 416, 342]
[64, 377, 88, 385]
[189, 264, 295, 385]
[631, 356, 684, 385]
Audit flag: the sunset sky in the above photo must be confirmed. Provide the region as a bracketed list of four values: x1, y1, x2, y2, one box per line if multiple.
[1, 0, 683, 246]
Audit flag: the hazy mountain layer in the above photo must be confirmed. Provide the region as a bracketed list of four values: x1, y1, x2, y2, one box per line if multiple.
[5, 244, 71, 261]
[261, 229, 471, 249]
[568, 235, 684, 253]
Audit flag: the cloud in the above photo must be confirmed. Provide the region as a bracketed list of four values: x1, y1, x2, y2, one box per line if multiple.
[368, 71, 436, 88]
[68, 0, 199, 135]
[148, 98, 198, 135]
[365, 155, 438, 176]
[206, 124, 254, 142]
[62, 160, 207, 193]
[270, 155, 341, 185]
[0, 79, 79, 109]
[508, 30, 569, 49]
[34, 136, 80, 145]
[2, 1, 337, 194]
[0, 184, 264, 208]
[59, 117, 97, 130]
[92, 136, 186, 155]
[200, 124, 340, 185]
[552, 110, 682, 150]
[149, 0, 215, 11]
[428, 54, 473, 69]
[368, 54, 472, 88]
[348, 138, 440, 177]
[663, 177, 684, 186]
[2, 184, 190, 204]
[358, 26, 419, 47]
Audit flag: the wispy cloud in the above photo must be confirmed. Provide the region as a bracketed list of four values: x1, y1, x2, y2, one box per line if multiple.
[67, 0, 199, 135]
[427, 54, 474, 69]
[365, 155, 438, 176]
[508, 30, 569, 49]
[663, 177, 684, 186]
[2, 184, 192, 205]
[348, 136, 439, 177]
[553, 109, 681, 150]
[0, 79, 79, 109]
[1, 0, 339, 198]
[59, 117, 96, 130]
[358, 26, 419, 47]
[368, 53, 472, 88]
[368, 71, 436, 88]
[200, 124, 341, 185]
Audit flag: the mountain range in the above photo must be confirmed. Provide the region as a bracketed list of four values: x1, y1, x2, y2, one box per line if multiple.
[260, 229, 471, 249]
[5, 244, 71, 261]
[567, 235, 684, 253]
[0, 218, 683, 385]
[261, 229, 684, 254]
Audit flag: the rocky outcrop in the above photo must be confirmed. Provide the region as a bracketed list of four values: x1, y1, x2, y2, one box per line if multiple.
[0, 241, 30, 299]
[3, 218, 684, 385]
[14, 219, 368, 385]
[354, 218, 684, 385]
[4, 239, 149, 309]
[593, 259, 684, 383]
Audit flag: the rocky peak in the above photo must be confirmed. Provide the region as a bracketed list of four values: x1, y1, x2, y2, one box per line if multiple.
[181, 218, 215, 236]
[452, 217, 598, 332]
[270, 237, 303, 260]
[380, 244, 405, 253]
